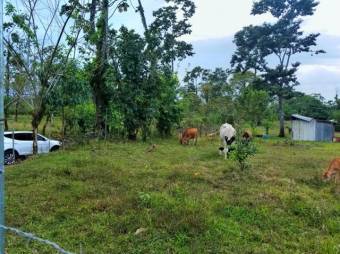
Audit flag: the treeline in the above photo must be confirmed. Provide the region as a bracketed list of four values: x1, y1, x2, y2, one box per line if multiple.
[180, 69, 340, 134]
[2, 0, 336, 149]
[3, 0, 195, 150]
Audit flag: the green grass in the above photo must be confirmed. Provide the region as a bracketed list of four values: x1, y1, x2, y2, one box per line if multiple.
[6, 114, 62, 138]
[4, 138, 340, 253]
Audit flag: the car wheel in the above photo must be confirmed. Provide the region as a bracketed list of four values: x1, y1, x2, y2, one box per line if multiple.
[50, 146, 60, 152]
[4, 150, 17, 165]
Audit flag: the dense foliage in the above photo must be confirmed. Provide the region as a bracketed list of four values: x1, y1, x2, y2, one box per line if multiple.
[231, 0, 324, 137]
[3, 0, 335, 142]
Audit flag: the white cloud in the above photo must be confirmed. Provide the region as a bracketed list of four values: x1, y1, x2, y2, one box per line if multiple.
[303, 0, 340, 36]
[185, 0, 340, 41]
[184, 0, 274, 41]
[297, 64, 340, 99]
[299, 64, 340, 75]
[111, 1, 340, 41]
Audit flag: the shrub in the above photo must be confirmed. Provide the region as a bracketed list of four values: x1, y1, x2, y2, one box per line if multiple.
[230, 133, 257, 170]
[64, 103, 96, 134]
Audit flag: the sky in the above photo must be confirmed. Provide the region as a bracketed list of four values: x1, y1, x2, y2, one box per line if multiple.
[12, 0, 338, 99]
[112, 0, 340, 100]
[176, 0, 340, 100]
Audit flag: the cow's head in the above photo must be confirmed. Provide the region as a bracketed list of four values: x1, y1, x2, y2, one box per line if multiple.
[218, 147, 225, 155]
[180, 137, 188, 145]
[323, 169, 336, 181]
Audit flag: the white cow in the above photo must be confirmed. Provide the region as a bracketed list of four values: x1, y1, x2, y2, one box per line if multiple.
[219, 123, 236, 159]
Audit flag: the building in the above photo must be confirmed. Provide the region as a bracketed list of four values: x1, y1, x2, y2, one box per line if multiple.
[291, 114, 335, 142]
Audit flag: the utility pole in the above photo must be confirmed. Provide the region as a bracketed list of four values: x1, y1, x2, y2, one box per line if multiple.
[0, 0, 5, 252]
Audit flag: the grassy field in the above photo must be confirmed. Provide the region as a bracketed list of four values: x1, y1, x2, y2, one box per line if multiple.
[6, 114, 62, 138]
[4, 137, 340, 253]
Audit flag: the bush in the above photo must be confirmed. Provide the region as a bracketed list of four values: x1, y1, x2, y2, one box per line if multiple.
[64, 103, 96, 134]
[230, 133, 257, 170]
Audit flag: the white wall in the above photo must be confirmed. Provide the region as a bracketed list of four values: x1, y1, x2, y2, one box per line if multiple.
[292, 120, 316, 141]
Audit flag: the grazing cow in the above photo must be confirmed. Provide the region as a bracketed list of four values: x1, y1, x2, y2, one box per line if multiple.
[219, 123, 236, 159]
[242, 130, 253, 142]
[323, 158, 340, 183]
[180, 128, 198, 145]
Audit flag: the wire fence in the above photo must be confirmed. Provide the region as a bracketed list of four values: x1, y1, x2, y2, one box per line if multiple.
[0, 225, 75, 254]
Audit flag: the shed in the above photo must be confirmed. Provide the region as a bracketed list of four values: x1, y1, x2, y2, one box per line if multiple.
[291, 114, 335, 142]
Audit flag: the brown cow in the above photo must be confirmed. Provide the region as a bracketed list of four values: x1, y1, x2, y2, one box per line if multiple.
[180, 128, 198, 145]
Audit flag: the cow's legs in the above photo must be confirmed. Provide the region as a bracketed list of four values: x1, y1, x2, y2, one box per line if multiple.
[335, 173, 339, 184]
[224, 146, 229, 159]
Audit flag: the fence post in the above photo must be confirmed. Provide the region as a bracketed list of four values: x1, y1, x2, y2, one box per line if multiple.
[11, 129, 14, 162]
[0, 0, 6, 252]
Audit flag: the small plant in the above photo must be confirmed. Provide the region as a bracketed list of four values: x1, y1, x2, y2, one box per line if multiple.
[137, 192, 152, 208]
[230, 132, 257, 170]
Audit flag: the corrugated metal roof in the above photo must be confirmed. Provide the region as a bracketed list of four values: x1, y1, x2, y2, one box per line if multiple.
[291, 114, 314, 122]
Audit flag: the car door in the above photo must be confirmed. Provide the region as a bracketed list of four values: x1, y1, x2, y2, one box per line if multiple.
[37, 134, 50, 153]
[13, 133, 33, 155]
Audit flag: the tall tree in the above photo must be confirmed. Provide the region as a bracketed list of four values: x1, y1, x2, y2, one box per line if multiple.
[4, 0, 82, 153]
[183, 66, 207, 95]
[113, 27, 150, 140]
[156, 74, 181, 137]
[200, 68, 231, 103]
[231, 0, 324, 137]
[75, 0, 129, 136]
[136, 0, 196, 137]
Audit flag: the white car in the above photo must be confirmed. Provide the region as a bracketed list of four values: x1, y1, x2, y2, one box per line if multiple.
[3, 131, 61, 165]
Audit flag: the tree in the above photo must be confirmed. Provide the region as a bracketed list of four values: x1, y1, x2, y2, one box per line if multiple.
[113, 27, 153, 141]
[71, 0, 129, 136]
[136, 0, 196, 138]
[4, 0, 82, 153]
[284, 93, 331, 120]
[231, 0, 324, 137]
[200, 68, 231, 103]
[183, 66, 207, 95]
[111, 0, 195, 140]
[46, 60, 91, 136]
[145, 0, 195, 73]
[156, 75, 181, 137]
[237, 87, 271, 128]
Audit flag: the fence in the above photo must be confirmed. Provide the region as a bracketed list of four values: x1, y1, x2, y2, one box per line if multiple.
[0, 225, 75, 254]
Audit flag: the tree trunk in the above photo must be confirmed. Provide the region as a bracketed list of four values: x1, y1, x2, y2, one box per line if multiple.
[128, 130, 137, 141]
[278, 95, 285, 137]
[31, 106, 46, 155]
[5, 46, 10, 131]
[137, 0, 148, 31]
[90, 0, 109, 138]
[15, 101, 19, 122]
[61, 106, 65, 148]
[4, 108, 9, 131]
[42, 113, 51, 136]
[93, 89, 106, 137]
[4, 118, 8, 131]
[32, 126, 38, 155]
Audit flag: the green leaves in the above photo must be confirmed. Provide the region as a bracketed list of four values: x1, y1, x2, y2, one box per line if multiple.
[232, 0, 324, 136]
[5, 2, 16, 15]
[117, 1, 129, 13]
[230, 133, 257, 170]
[148, 0, 195, 68]
[252, 0, 319, 19]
